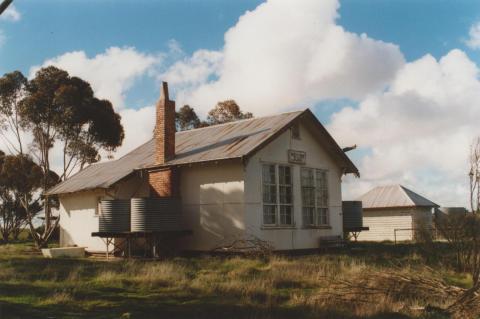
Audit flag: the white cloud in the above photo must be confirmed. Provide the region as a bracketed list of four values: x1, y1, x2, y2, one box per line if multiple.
[163, 0, 404, 117]
[0, 4, 20, 22]
[30, 47, 161, 109]
[116, 105, 156, 157]
[162, 50, 223, 87]
[329, 49, 480, 206]
[465, 22, 480, 50]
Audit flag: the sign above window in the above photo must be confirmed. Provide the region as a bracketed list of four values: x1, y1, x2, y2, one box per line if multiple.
[287, 150, 306, 165]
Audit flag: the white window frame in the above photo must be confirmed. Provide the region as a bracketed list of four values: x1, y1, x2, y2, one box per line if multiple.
[301, 167, 330, 227]
[261, 163, 294, 227]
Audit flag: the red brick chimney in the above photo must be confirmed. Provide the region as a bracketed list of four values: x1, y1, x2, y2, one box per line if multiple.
[155, 82, 175, 164]
[149, 82, 178, 197]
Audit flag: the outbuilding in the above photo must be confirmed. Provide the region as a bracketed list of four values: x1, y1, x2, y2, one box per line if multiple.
[357, 185, 439, 242]
[46, 83, 359, 253]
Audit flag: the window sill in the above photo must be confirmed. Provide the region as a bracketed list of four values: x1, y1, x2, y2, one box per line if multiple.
[302, 225, 332, 230]
[261, 225, 296, 230]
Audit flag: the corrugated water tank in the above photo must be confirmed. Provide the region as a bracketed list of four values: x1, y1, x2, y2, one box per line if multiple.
[99, 199, 131, 232]
[342, 201, 363, 230]
[437, 207, 467, 215]
[435, 207, 468, 221]
[131, 197, 181, 232]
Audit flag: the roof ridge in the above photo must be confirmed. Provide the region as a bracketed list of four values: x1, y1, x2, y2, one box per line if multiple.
[358, 184, 438, 208]
[400, 185, 438, 206]
[398, 185, 417, 206]
[46, 108, 360, 196]
[175, 109, 306, 134]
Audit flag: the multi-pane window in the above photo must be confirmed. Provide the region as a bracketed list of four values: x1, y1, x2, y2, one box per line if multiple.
[262, 165, 277, 225]
[301, 168, 329, 226]
[315, 170, 329, 225]
[278, 166, 293, 225]
[262, 164, 293, 226]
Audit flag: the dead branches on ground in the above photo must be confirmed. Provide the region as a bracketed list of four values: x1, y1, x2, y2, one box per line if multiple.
[212, 235, 274, 258]
[315, 268, 479, 319]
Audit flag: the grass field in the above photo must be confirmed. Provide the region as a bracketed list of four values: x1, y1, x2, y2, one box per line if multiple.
[0, 241, 473, 319]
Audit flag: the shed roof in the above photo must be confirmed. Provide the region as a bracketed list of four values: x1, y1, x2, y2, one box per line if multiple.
[47, 109, 358, 195]
[358, 185, 439, 209]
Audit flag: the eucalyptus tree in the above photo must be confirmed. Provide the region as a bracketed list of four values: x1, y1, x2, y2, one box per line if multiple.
[52, 75, 124, 177]
[0, 66, 124, 248]
[176, 105, 201, 131]
[206, 100, 253, 125]
[0, 150, 30, 243]
[0, 153, 47, 247]
[0, 72, 28, 242]
[0, 71, 27, 154]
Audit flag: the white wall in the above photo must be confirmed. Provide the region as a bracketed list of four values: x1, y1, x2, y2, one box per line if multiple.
[244, 122, 344, 250]
[357, 207, 433, 242]
[59, 190, 106, 252]
[59, 172, 151, 253]
[59, 122, 350, 252]
[179, 162, 245, 251]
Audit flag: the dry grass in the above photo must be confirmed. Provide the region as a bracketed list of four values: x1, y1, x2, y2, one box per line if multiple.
[39, 291, 74, 306]
[0, 241, 474, 318]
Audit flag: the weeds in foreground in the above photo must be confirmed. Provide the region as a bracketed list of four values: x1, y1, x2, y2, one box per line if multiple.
[0, 242, 475, 318]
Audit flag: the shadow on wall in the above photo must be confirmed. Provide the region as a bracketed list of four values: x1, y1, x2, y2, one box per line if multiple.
[180, 186, 247, 251]
[59, 225, 74, 247]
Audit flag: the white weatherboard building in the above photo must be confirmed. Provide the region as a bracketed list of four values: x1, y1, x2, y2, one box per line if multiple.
[357, 185, 438, 242]
[47, 83, 359, 252]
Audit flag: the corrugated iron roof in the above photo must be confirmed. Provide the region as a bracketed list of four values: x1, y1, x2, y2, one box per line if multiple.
[358, 185, 439, 209]
[47, 109, 358, 195]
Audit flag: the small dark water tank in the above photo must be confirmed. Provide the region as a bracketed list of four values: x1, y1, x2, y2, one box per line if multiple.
[342, 201, 363, 230]
[99, 199, 131, 232]
[435, 207, 467, 221]
[131, 197, 181, 232]
[437, 207, 467, 215]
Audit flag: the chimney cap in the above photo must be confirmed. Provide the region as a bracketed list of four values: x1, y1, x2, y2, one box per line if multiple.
[160, 81, 169, 101]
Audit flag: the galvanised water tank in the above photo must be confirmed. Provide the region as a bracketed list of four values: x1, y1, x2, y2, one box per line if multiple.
[342, 201, 363, 230]
[99, 199, 131, 232]
[131, 197, 181, 232]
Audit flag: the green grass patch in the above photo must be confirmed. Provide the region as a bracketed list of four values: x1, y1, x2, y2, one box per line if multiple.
[0, 241, 468, 319]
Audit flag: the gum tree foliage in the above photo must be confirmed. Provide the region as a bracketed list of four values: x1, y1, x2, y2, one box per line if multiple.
[0, 153, 50, 247]
[0, 71, 27, 155]
[206, 100, 253, 125]
[175, 100, 253, 132]
[0, 151, 32, 243]
[19, 67, 125, 180]
[0, 150, 24, 242]
[0, 73, 28, 242]
[175, 105, 201, 131]
[0, 67, 124, 248]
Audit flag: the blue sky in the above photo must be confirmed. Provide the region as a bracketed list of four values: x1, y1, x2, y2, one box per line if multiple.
[1, 0, 480, 205]
[2, 0, 479, 116]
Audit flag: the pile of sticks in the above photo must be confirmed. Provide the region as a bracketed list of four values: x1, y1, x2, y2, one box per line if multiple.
[212, 236, 273, 258]
[317, 268, 479, 319]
